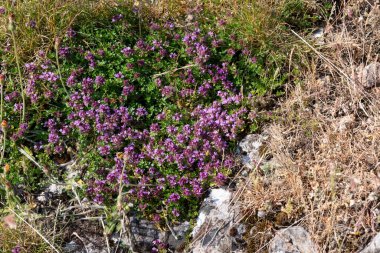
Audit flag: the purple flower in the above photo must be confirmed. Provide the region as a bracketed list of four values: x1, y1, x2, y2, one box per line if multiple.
[54, 145, 64, 154]
[94, 194, 104, 204]
[153, 214, 161, 222]
[121, 47, 134, 56]
[48, 132, 59, 144]
[66, 27, 77, 38]
[174, 34, 181, 40]
[122, 83, 134, 96]
[215, 173, 227, 186]
[45, 119, 56, 129]
[164, 21, 175, 30]
[97, 49, 105, 56]
[11, 245, 21, 253]
[150, 22, 160, 30]
[150, 123, 160, 132]
[95, 75, 105, 85]
[111, 14, 123, 23]
[5, 91, 20, 102]
[25, 62, 37, 72]
[13, 103, 23, 112]
[136, 39, 146, 50]
[227, 48, 236, 56]
[26, 20, 36, 28]
[167, 193, 180, 203]
[167, 125, 177, 135]
[218, 19, 227, 26]
[38, 50, 45, 58]
[169, 52, 177, 59]
[172, 113, 182, 121]
[98, 145, 111, 156]
[114, 72, 124, 79]
[155, 78, 162, 87]
[161, 86, 175, 97]
[84, 52, 96, 68]
[59, 125, 70, 135]
[137, 59, 145, 67]
[242, 48, 251, 56]
[39, 72, 59, 82]
[172, 208, 180, 217]
[59, 47, 70, 58]
[136, 107, 147, 117]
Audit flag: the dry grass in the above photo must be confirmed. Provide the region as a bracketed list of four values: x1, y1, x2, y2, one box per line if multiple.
[241, 0, 380, 252]
[0, 0, 131, 62]
[0, 214, 53, 253]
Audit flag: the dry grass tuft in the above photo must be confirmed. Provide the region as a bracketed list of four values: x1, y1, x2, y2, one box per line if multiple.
[241, 0, 380, 252]
[0, 214, 53, 253]
[0, 0, 130, 62]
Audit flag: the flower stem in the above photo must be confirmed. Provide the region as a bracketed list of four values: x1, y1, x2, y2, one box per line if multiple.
[10, 29, 26, 123]
[55, 46, 69, 96]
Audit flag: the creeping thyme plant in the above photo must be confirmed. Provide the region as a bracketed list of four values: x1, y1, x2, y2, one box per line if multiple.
[0, 6, 276, 223]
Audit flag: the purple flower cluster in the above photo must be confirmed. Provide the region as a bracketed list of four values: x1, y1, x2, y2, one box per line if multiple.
[8, 15, 259, 221]
[11, 245, 21, 253]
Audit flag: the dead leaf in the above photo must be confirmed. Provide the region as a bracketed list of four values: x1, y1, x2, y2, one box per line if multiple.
[3, 214, 17, 229]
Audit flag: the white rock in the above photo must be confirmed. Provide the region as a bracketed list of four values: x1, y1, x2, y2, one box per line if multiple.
[48, 183, 65, 194]
[191, 188, 246, 253]
[361, 62, 380, 88]
[361, 233, 380, 253]
[192, 188, 231, 236]
[312, 28, 324, 38]
[269, 226, 318, 253]
[238, 134, 268, 169]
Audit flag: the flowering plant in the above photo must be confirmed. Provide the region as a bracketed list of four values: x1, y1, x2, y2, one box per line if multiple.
[1, 9, 270, 222]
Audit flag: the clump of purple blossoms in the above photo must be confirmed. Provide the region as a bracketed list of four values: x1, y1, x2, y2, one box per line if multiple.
[11, 245, 21, 253]
[0, 6, 5, 15]
[11, 12, 261, 222]
[66, 27, 76, 38]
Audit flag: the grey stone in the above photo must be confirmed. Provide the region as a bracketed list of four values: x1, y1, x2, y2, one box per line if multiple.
[361, 62, 380, 88]
[191, 188, 246, 253]
[238, 134, 269, 169]
[269, 226, 318, 253]
[360, 233, 380, 253]
[62, 241, 81, 253]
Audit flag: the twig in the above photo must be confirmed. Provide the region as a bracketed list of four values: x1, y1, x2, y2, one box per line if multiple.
[290, 29, 355, 84]
[100, 217, 111, 253]
[165, 217, 179, 240]
[52, 201, 61, 244]
[10, 27, 26, 123]
[152, 64, 197, 78]
[18, 146, 43, 169]
[204, 221, 229, 249]
[0, 125, 6, 166]
[72, 232, 89, 253]
[60, 204, 105, 212]
[54, 38, 69, 96]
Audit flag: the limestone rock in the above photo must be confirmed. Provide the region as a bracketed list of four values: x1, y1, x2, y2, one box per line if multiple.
[191, 188, 246, 253]
[269, 226, 318, 253]
[361, 62, 380, 88]
[360, 233, 380, 253]
[238, 134, 269, 169]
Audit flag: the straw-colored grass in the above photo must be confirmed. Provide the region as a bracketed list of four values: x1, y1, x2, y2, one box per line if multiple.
[241, 0, 380, 252]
